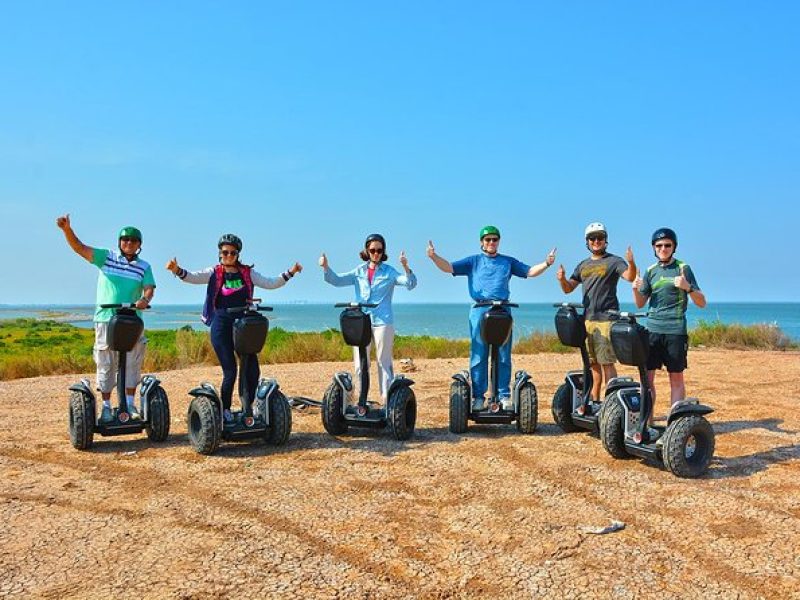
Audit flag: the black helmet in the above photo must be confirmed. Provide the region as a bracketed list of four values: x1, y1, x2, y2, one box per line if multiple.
[651, 227, 677, 248]
[218, 233, 243, 252]
[365, 233, 386, 249]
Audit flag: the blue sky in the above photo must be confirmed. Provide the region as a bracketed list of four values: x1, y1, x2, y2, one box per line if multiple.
[2, 1, 798, 304]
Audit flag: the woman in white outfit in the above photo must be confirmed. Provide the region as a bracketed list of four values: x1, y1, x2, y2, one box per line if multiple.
[319, 234, 417, 402]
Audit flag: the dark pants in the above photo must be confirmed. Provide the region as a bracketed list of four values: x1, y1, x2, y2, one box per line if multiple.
[210, 311, 260, 410]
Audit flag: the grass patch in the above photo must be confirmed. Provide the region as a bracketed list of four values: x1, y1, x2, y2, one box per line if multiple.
[0, 318, 795, 380]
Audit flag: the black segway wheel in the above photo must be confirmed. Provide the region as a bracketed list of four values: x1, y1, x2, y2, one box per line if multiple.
[551, 382, 579, 432]
[145, 385, 171, 442]
[516, 382, 538, 434]
[599, 397, 629, 459]
[321, 382, 348, 435]
[662, 415, 715, 478]
[68, 391, 95, 450]
[449, 379, 469, 434]
[187, 396, 220, 455]
[387, 386, 417, 441]
[264, 391, 292, 446]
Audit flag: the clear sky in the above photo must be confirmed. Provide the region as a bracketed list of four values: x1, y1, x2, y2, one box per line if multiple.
[2, 1, 798, 305]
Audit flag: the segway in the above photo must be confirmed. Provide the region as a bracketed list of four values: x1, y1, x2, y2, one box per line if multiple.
[449, 300, 538, 434]
[550, 303, 635, 433]
[599, 311, 715, 478]
[186, 301, 291, 455]
[68, 303, 170, 450]
[321, 302, 417, 440]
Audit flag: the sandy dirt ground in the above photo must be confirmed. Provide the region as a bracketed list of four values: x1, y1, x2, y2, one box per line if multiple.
[1, 349, 799, 599]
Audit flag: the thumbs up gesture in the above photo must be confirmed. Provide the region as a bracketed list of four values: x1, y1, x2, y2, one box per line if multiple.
[546, 247, 557, 266]
[56, 214, 71, 230]
[674, 264, 691, 291]
[625, 245, 635, 263]
[399, 250, 409, 269]
[556, 264, 566, 281]
[426, 240, 436, 259]
[166, 257, 180, 274]
[318, 253, 328, 269]
[633, 268, 643, 290]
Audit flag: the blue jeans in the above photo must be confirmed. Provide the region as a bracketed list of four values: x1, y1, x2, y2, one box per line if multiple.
[210, 310, 260, 410]
[469, 306, 513, 401]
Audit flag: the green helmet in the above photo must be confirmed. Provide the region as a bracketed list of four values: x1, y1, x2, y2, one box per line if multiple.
[118, 226, 142, 242]
[479, 225, 500, 240]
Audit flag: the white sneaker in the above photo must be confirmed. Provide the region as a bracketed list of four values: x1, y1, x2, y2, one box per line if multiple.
[500, 398, 514, 411]
[128, 404, 141, 419]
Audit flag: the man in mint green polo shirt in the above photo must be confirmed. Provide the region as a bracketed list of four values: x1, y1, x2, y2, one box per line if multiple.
[57, 214, 156, 422]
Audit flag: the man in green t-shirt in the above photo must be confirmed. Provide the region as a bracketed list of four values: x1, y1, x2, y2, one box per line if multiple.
[57, 214, 156, 422]
[632, 227, 706, 416]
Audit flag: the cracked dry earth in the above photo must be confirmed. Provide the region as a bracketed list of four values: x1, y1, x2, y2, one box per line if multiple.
[1, 349, 799, 599]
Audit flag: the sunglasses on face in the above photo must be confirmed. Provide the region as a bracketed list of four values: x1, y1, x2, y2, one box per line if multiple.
[368, 247, 384, 255]
[654, 243, 673, 249]
[587, 235, 606, 242]
[483, 237, 499, 243]
[119, 237, 139, 243]
[220, 250, 239, 257]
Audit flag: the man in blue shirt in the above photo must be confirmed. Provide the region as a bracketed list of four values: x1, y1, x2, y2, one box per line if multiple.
[428, 226, 556, 410]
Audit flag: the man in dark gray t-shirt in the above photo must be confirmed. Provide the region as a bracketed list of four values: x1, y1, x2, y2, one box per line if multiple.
[557, 222, 637, 401]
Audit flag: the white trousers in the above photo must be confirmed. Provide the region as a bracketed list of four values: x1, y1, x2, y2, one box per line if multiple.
[93, 322, 147, 394]
[353, 324, 395, 401]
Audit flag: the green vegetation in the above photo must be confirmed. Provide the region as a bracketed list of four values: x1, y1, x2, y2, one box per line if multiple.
[0, 318, 795, 381]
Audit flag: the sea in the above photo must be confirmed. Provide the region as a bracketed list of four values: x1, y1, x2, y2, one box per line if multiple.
[1, 303, 799, 341]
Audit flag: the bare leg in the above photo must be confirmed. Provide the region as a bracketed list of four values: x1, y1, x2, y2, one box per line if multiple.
[668, 371, 686, 406]
[590, 363, 602, 401]
[601, 364, 618, 394]
[646, 370, 657, 425]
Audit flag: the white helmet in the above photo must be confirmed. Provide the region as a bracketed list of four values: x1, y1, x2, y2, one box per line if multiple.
[584, 222, 607, 238]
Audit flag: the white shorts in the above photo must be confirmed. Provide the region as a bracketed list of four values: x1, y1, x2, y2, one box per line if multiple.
[93, 322, 147, 393]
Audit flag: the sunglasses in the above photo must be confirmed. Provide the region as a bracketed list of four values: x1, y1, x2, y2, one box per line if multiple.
[482, 237, 500, 243]
[220, 250, 239, 257]
[587, 235, 607, 242]
[119, 236, 140, 243]
[654, 243, 674, 249]
[368, 247, 384, 255]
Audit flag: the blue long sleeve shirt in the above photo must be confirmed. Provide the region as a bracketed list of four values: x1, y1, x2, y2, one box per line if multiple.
[323, 262, 417, 326]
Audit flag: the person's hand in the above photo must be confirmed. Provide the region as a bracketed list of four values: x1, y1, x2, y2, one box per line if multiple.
[546, 247, 557, 266]
[626, 245, 635, 263]
[134, 297, 150, 310]
[399, 250, 409, 269]
[318, 253, 328, 269]
[674, 264, 691, 291]
[427, 240, 435, 259]
[633, 268, 643, 290]
[166, 257, 180, 274]
[290, 262, 303, 275]
[556, 264, 566, 281]
[56, 214, 71, 230]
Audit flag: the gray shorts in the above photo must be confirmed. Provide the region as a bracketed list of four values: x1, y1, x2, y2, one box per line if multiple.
[93, 322, 147, 393]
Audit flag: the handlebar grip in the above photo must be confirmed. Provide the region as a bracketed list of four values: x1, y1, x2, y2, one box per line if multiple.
[335, 302, 378, 308]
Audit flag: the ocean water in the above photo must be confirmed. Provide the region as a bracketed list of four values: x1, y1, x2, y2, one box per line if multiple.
[1, 303, 798, 341]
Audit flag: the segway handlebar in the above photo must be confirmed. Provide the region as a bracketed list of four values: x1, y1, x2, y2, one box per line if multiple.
[553, 302, 584, 309]
[99, 303, 150, 309]
[608, 310, 648, 320]
[226, 303, 273, 314]
[473, 300, 518, 309]
[335, 302, 378, 308]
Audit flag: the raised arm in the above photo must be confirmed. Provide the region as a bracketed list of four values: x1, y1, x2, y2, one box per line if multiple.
[621, 246, 637, 282]
[56, 214, 93, 262]
[166, 258, 214, 285]
[395, 251, 417, 289]
[427, 240, 453, 274]
[556, 264, 579, 294]
[253, 262, 302, 290]
[320, 253, 357, 287]
[527, 247, 557, 278]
